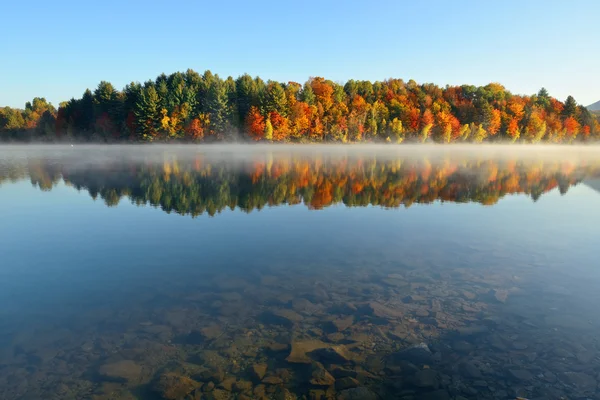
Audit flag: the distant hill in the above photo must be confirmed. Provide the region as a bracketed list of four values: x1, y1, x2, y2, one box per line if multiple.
[588, 100, 600, 111]
[584, 179, 600, 194]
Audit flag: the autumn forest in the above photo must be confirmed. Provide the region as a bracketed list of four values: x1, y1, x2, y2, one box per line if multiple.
[1, 70, 599, 143]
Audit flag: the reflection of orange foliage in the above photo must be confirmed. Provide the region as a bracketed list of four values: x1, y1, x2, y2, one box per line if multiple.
[351, 182, 364, 194]
[251, 162, 264, 183]
[30, 154, 600, 217]
[310, 181, 333, 209]
[239, 155, 595, 212]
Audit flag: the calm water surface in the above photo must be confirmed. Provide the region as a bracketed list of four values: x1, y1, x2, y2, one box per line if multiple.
[1, 145, 600, 400]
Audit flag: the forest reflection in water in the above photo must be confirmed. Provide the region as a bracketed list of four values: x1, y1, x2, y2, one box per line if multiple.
[2, 145, 600, 215]
[0, 145, 600, 400]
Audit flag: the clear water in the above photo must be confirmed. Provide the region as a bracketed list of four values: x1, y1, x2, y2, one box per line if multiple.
[0, 145, 599, 400]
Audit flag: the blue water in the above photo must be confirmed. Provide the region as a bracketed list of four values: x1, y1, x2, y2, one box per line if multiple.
[0, 145, 599, 399]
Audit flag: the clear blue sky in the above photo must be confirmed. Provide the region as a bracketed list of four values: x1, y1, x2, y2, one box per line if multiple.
[1, 0, 598, 108]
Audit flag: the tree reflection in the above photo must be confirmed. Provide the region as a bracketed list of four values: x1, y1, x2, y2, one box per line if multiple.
[1, 154, 598, 216]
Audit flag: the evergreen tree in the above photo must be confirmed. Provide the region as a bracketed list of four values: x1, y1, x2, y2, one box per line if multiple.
[205, 80, 230, 134]
[563, 96, 577, 118]
[236, 74, 258, 125]
[134, 85, 160, 140]
[301, 82, 316, 106]
[261, 81, 287, 116]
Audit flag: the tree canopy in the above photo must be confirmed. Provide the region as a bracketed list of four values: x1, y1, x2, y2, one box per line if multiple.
[2, 70, 600, 143]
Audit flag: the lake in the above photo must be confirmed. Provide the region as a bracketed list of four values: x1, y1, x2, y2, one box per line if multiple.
[1, 145, 599, 400]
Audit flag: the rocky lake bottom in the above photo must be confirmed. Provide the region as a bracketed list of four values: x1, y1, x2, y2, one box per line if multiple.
[1, 252, 599, 400]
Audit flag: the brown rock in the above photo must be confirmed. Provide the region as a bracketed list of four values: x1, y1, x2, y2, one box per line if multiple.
[253, 384, 266, 397]
[330, 367, 358, 379]
[310, 362, 335, 386]
[415, 309, 429, 317]
[326, 332, 345, 342]
[98, 360, 142, 383]
[217, 376, 236, 391]
[205, 388, 231, 400]
[273, 386, 297, 400]
[402, 295, 426, 303]
[461, 290, 477, 300]
[203, 381, 215, 392]
[389, 343, 433, 365]
[494, 289, 508, 303]
[311, 345, 353, 364]
[200, 324, 223, 339]
[382, 277, 408, 288]
[250, 363, 268, 381]
[367, 301, 404, 319]
[286, 340, 329, 363]
[309, 389, 327, 400]
[337, 387, 378, 400]
[291, 298, 316, 312]
[267, 342, 289, 352]
[330, 316, 354, 332]
[262, 376, 284, 385]
[152, 373, 201, 400]
[233, 380, 253, 393]
[272, 309, 303, 323]
[335, 377, 359, 390]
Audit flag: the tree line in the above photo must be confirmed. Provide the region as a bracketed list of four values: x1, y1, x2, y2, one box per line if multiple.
[1, 70, 599, 143]
[4, 156, 597, 216]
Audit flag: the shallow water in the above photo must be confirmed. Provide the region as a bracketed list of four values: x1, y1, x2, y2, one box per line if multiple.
[1, 145, 600, 400]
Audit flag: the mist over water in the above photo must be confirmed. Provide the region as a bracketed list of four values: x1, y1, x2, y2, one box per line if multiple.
[0, 145, 600, 399]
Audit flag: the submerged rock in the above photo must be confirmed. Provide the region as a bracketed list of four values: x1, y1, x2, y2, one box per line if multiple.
[509, 369, 534, 381]
[200, 324, 223, 340]
[273, 386, 297, 400]
[562, 372, 597, 394]
[308, 389, 327, 400]
[286, 340, 329, 363]
[310, 362, 335, 386]
[335, 376, 359, 390]
[262, 309, 303, 327]
[413, 369, 439, 389]
[420, 389, 451, 400]
[151, 372, 201, 400]
[330, 367, 358, 379]
[262, 376, 284, 385]
[232, 380, 253, 393]
[310, 345, 353, 364]
[329, 315, 354, 332]
[460, 362, 482, 379]
[493, 289, 509, 303]
[250, 363, 268, 381]
[98, 360, 142, 383]
[389, 343, 433, 366]
[205, 388, 231, 400]
[415, 309, 430, 317]
[337, 387, 379, 400]
[217, 376, 236, 391]
[366, 301, 404, 319]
